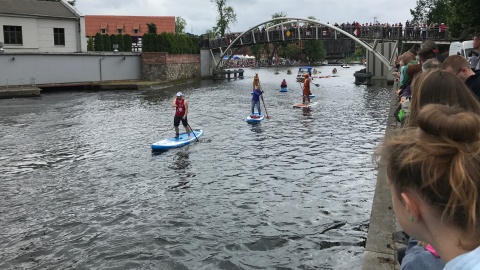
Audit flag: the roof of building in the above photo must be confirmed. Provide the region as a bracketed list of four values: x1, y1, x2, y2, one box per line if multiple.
[0, 0, 79, 19]
[85, 15, 175, 37]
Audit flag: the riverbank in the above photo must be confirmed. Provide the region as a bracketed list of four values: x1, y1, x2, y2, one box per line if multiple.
[362, 84, 403, 270]
[0, 78, 200, 99]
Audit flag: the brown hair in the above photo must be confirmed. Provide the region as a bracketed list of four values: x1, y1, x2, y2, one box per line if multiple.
[402, 52, 416, 64]
[376, 104, 480, 248]
[407, 69, 480, 127]
[442, 55, 470, 71]
[417, 48, 436, 63]
[406, 63, 422, 79]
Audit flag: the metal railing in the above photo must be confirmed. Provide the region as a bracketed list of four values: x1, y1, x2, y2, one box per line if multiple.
[4, 77, 37, 89]
[204, 26, 452, 49]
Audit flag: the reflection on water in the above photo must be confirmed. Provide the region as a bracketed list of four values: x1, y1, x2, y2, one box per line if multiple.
[0, 66, 390, 269]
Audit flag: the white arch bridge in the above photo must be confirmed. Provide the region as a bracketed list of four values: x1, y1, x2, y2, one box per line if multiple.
[200, 17, 407, 80]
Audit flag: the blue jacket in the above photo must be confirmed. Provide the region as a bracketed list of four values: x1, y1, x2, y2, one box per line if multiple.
[252, 89, 262, 102]
[401, 238, 445, 270]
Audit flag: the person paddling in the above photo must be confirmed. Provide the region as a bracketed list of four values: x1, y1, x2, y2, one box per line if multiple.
[281, 79, 287, 88]
[251, 85, 263, 117]
[172, 92, 190, 139]
[253, 73, 260, 90]
[302, 74, 311, 104]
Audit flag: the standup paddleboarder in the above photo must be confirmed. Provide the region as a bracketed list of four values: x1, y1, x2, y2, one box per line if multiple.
[302, 74, 311, 104]
[172, 92, 190, 139]
[251, 85, 263, 116]
[253, 73, 260, 90]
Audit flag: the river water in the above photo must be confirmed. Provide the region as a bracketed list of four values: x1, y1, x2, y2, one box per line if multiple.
[0, 66, 391, 270]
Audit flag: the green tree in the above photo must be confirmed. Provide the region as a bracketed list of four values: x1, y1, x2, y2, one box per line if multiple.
[251, 44, 262, 61]
[123, 34, 132, 52]
[110, 34, 117, 50]
[410, 0, 431, 24]
[447, 0, 480, 39]
[157, 33, 168, 52]
[211, 0, 237, 37]
[303, 40, 327, 64]
[204, 29, 216, 39]
[94, 32, 103, 51]
[146, 23, 157, 34]
[278, 43, 300, 60]
[116, 34, 125, 51]
[87, 37, 94, 51]
[352, 43, 366, 58]
[268, 12, 289, 28]
[165, 33, 178, 53]
[175, 16, 187, 34]
[103, 34, 111, 52]
[427, 0, 450, 25]
[142, 33, 156, 52]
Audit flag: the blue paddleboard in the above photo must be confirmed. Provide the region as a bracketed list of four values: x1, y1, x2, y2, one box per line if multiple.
[245, 112, 265, 123]
[151, 129, 203, 151]
[280, 87, 288, 92]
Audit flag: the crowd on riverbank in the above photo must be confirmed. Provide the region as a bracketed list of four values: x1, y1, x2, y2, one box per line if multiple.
[369, 35, 480, 269]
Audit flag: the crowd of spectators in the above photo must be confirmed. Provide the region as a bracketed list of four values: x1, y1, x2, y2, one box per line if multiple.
[389, 35, 480, 269]
[202, 20, 451, 49]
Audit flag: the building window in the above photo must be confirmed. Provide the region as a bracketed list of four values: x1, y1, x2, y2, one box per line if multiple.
[133, 29, 139, 34]
[53, 28, 65, 45]
[117, 29, 123, 34]
[101, 29, 106, 34]
[3, 25, 23, 45]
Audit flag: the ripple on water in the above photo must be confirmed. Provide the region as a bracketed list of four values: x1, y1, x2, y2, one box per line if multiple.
[0, 66, 390, 269]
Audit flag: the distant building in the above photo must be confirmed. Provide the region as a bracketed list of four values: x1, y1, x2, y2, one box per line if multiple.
[84, 15, 175, 40]
[0, 0, 87, 53]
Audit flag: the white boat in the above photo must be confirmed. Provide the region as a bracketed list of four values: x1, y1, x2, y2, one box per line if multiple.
[342, 64, 350, 68]
[296, 66, 312, 82]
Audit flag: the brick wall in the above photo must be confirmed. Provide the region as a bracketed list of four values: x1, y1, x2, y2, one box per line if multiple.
[141, 53, 200, 81]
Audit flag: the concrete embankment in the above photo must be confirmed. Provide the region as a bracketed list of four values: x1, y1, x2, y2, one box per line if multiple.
[362, 85, 403, 270]
[0, 78, 201, 99]
[0, 86, 40, 99]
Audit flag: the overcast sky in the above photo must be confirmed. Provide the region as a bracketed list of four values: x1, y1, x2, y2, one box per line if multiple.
[75, 0, 418, 35]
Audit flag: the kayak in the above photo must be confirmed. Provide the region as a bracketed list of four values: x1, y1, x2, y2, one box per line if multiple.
[293, 102, 319, 108]
[280, 87, 288, 92]
[246, 112, 264, 123]
[151, 129, 203, 151]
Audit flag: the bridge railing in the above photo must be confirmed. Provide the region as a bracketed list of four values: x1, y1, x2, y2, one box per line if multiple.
[204, 25, 452, 49]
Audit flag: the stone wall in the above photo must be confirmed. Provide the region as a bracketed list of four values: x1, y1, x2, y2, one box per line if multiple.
[141, 52, 200, 81]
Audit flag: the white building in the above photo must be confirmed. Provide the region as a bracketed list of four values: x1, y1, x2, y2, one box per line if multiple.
[0, 0, 86, 53]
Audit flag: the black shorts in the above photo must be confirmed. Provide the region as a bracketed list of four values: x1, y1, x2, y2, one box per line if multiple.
[174, 115, 188, 127]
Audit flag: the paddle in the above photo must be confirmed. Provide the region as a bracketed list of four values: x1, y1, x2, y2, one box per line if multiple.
[260, 95, 270, 119]
[187, 123, 199, 142]
[257, 85, 270, 119]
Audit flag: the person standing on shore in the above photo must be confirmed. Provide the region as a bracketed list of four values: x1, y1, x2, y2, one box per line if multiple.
[172, 92, 190, 139]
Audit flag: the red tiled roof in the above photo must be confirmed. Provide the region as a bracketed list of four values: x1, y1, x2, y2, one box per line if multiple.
[85, 15, 175, 37]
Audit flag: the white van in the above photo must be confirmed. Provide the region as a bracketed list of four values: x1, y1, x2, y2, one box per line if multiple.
[449, 40, 475, 58]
